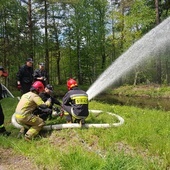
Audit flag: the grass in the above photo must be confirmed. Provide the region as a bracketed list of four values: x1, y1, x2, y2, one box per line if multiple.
[0, 94, 170, 169]
[110, 84, 170, 98]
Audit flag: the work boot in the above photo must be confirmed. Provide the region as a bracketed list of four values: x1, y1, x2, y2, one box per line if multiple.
[79, 119, 85, 127]
[17, 127, 27, 139]
[24, 134, 32, 142]
[24, 136, 31, 142]
[0, 127, 11, 136]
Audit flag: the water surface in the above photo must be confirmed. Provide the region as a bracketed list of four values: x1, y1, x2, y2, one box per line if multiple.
[96, 94, 170, 111]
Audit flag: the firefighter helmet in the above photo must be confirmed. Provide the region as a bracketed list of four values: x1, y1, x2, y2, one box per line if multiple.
[67, 78, 78, 90]
[46, 84, 53, 91]
[32, 81, 44, 93]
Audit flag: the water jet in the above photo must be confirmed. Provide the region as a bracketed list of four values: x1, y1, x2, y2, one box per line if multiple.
[87, 17, 170, 100]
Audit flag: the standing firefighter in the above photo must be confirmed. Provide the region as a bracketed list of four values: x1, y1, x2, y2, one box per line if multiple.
[16, 58, 34, 94]
[15, 81, 52, 141]
[62, 78, 89, 126]
[33, 62, 48, 86]
[0, 66, 11, 136]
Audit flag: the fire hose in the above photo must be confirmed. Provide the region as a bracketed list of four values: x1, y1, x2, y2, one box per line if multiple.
[11, 110, 124, 130]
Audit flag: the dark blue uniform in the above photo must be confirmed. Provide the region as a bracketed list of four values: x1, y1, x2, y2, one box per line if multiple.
[0, 79, 10, 135]
[17, 65, 33, 94]
[33, 68, 48, 86]
[0, 83, 5, 129]
[62, 86, 89, 123]
[34, 91, 61, 120]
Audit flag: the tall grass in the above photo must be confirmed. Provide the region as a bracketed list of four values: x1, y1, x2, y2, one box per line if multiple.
[0, 97, 169, 169]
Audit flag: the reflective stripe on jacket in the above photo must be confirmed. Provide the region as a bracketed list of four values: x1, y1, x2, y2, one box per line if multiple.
[15, 91, 51, 116]
[62, 87, 89, 117]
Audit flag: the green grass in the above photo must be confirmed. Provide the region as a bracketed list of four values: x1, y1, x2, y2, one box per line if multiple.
[0, 96, 170, 169]
[110, 84, 170, 98]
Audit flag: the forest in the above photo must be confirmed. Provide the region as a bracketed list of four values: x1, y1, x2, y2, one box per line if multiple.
[0, 0, 170, 89]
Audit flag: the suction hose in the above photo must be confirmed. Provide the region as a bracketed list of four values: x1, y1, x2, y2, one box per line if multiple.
[11, 110, 124, 130]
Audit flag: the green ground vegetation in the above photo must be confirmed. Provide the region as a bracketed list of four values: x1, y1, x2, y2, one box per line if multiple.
[0, 91, 170, 169]
[110, 84, 170, 98]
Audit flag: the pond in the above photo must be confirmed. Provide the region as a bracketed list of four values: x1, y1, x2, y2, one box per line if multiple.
[95, 94, 170, 111]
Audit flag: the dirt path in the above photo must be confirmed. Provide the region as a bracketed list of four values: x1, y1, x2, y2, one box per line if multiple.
[0, 148, 38, 170]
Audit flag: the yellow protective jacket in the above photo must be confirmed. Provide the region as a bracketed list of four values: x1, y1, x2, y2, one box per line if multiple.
[15, 91, 51, 116]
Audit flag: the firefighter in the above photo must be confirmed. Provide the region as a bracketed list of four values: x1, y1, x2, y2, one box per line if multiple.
[62, 78, 89, 125]
[15, 81, 52, 141]
[16, 58, 34, 94]
[0, 66, 11, 136]
[33, 62, 48, 86]
[36, 84, 61, 120]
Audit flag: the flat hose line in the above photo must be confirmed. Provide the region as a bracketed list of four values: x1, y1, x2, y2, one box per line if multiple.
[11, 110, 124, 130]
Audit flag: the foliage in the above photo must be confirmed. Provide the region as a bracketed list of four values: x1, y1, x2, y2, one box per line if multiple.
[0, 0, 170, 88]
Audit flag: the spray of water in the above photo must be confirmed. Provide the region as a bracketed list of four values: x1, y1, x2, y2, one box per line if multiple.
[87, 17, 170, 101]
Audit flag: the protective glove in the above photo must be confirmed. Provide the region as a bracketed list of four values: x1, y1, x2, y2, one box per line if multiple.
[2, 71, 8, 77]
[46, 97, 52, 107]
[47, 97, 52, 103]
[52, 107, 64, 118]
[43, 76, 47, 81]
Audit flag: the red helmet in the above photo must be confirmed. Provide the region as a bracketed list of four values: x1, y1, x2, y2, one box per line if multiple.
[32, 81, 44, 93]
[67, 78, 78, 90]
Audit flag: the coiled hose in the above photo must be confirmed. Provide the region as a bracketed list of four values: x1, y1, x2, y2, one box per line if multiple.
[11, 110, 124, 130]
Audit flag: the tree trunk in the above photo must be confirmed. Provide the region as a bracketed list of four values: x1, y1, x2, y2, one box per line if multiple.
[52, 17, 61, 85]
[155, 0, 160, 24]
[44, 0, 49, 83]
[155, 0, 162, 84]
[120, 0, 125, 52]
[77, 38, 82, 84]
[111, 16, 116, 62]
[28, 0, 33, 58]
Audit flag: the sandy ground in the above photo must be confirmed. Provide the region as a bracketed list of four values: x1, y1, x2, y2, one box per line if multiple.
[0, 147, 38, 170]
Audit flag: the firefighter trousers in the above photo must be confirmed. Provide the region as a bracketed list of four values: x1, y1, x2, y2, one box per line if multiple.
[15, 113, 45, 139]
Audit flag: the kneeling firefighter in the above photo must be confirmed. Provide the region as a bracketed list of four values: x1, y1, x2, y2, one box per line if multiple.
[62, 78, 89, 125]
[34, 84, 62, 121]
[14, 81, 52, 141]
